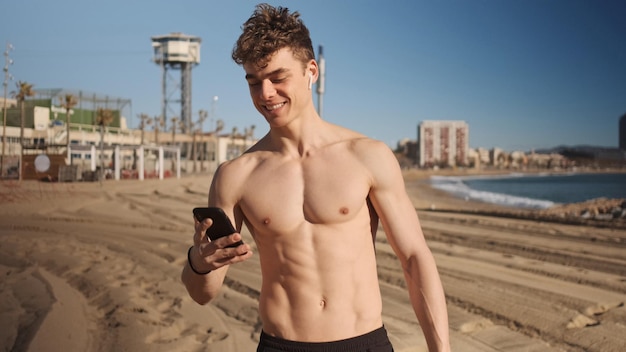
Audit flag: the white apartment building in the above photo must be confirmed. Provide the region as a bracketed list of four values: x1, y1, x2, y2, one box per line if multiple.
[417, 120, 469, 167]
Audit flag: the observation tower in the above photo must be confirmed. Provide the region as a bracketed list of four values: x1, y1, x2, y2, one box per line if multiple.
[151, 33, 201, 135]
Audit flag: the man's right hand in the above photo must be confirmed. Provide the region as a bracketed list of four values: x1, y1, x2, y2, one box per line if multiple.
[191, 217, 253, 274]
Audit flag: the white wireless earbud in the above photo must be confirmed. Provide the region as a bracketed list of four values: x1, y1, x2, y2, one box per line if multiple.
[308, 73, 313, 90]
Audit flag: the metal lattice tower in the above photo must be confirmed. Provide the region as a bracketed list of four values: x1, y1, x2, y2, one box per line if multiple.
[151, 33, 201, 135]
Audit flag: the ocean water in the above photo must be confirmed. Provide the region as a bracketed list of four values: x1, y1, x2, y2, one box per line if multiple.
[429, 172, 626, 209]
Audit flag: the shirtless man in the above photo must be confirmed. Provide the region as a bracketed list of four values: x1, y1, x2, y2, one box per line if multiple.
[182, 4, 451, 351]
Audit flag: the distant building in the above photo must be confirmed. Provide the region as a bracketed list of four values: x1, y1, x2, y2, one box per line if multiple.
[490, 147, 505, 167]
[619, 114, 626, 150]
[417, 120, 469, 167]
[475, 147, 490, 165]
[0, 97, 17, 109]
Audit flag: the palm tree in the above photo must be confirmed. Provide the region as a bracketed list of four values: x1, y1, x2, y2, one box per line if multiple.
[213, 119, 224, 166]
[170, 116, 179, 144]
[137, 113, 151, 145]
[96, 107, 114, 184]
[215, 119, 224, 134]
[60, 94, 78, 164]
[195, 109, 208, 171]
[230, 126, 239, 159]
[153, 115, 164, 145]
[244, 124, 256, 149]
[134, 113, 151, 171]
[12, 81, 34, 181]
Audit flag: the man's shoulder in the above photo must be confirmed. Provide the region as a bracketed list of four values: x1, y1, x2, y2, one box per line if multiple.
[345, 135, 392, 155]
[216, 138, 275, 176]
[327, 124, 387, 151]
[218, 149, 264, 174]
[339, 134, 399, 175]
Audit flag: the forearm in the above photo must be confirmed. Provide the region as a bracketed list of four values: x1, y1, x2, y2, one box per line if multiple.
[181, 248, 227, 305]
[403, 253, 451, 352]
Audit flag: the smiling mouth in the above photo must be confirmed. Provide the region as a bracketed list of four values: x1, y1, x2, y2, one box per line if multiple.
[265, 102, 286, 111]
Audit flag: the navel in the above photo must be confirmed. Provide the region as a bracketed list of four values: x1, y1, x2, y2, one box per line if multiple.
[319, 298, 327, 308]
[339, 207, 349, 215]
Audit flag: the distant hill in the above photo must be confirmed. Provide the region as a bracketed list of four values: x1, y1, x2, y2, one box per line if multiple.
[536, 145, 619, 154]
[535, 145, 625, 164]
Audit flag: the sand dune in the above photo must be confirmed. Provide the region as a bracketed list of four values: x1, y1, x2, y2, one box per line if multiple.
[0, 173, 624, 351]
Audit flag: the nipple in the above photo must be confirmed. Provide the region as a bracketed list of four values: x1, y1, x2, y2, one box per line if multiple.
[339, 207, 349, 215]
[263, 218, 271, 225]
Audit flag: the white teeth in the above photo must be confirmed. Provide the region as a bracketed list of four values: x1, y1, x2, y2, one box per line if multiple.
[266, 102, 285, 111]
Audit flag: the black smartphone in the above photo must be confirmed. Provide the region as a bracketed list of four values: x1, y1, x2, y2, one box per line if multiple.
[192, 207, 243, 248]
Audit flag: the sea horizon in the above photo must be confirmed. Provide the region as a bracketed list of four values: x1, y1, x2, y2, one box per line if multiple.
[429, 171, 626, 209]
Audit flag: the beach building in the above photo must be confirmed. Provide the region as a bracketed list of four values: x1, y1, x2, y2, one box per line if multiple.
[0, 89, 256, 180]
[417, 120, 469, 168]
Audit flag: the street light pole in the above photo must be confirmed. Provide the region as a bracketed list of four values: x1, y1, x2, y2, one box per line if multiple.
[316, 45, 325, 118]
[1, 42, 14, 178]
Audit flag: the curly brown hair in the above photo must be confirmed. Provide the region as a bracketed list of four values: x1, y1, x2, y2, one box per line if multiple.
[232, 3, 315, 69]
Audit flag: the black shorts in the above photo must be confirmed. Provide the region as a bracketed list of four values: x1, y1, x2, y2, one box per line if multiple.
[256, 326, 394, 352]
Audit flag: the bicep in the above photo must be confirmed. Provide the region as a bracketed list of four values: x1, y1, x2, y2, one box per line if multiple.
[208, 162, 245, 232]
[366, 146, 428, 261]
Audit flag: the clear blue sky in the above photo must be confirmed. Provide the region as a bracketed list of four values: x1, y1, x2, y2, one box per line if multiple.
[2, 0, 625, 151]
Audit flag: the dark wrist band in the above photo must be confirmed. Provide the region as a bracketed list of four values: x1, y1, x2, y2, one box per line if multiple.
[187, 246, 212, 275]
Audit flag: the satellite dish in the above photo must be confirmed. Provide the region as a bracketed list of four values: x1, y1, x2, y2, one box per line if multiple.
[34, 154, 51, 172]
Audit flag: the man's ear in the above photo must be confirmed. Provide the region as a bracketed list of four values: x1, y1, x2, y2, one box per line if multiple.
[306, 59, 319, 86]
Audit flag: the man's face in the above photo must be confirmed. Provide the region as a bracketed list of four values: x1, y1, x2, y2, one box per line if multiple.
[243, 48, 313, 128]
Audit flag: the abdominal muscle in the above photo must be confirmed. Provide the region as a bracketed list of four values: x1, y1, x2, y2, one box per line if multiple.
[254, 220, 384, 342]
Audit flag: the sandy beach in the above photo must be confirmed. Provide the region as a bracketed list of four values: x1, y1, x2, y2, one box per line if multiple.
[1, 171, 624, 352]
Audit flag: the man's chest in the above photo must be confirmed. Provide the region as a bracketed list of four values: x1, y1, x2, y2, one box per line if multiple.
[239, 154, 372, 231]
